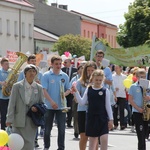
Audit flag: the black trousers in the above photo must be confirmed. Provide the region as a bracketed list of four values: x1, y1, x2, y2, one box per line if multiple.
[0, 99, 9, 130]
[66, 94, 73, 126]
[113, 97, 126, 127]
[130, 105, 135, 126]
[133, 112, 149, 150]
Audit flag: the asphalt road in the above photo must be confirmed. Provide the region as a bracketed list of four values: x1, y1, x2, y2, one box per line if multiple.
[36, 124, 150, 150]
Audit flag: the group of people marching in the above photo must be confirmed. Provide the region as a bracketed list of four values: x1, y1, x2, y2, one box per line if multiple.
[0, 50, 150, 150]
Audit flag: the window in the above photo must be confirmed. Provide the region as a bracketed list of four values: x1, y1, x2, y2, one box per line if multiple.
[0, 18, 2, 34]
[22, 22, 25, 37]
[108, 35, 110, 43]
[7, 19, 10, 35]
[91, 32, 93, 38]
[111, 35, 113, 47]
[14, 21, 18, 37]
[83, 30, 86, 37]
[28, 24, 32, 38]
[114, 36, 116, 48]
[88, 31, 90, 38]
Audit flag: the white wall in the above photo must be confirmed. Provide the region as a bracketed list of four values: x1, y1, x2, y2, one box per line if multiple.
[0, 2, 35, 57]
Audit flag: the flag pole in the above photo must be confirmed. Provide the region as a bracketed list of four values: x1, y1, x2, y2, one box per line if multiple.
[90, 35, 96, 61]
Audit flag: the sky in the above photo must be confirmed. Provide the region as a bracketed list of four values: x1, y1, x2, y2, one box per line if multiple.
[48, 0, 135, 27]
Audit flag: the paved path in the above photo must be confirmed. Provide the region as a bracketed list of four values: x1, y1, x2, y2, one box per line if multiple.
[36, 125, 150, 150]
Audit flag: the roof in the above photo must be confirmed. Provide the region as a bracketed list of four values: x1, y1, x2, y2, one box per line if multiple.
[5, 0, 34, 8]
[34, 27, 59, 42]
[70, 10, 117, 28]
[28, 0, 81, 36]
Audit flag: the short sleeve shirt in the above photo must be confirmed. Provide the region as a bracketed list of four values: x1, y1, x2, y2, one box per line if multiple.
[0, 68, 10, 99]
[128, 82, 143, 113]
[76, 80, 87, 111]
[41, 70, 70, 110]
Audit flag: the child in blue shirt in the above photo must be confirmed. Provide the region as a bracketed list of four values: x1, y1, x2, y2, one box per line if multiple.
[129, 68, 150, 150]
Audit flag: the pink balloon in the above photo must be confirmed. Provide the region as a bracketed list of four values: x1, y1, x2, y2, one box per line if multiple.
[64, 51, 70, 57]
[0, 146, 11, 150]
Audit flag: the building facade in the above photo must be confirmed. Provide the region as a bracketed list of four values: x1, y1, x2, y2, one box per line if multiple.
[72, 11, 118, 48]
[0, 0, 35, 57]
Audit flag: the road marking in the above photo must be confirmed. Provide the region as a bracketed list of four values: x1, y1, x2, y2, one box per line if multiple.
[108, 144, 115, 147]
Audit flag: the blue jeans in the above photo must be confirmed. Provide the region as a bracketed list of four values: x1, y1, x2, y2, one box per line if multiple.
[44, 109, 66, 150]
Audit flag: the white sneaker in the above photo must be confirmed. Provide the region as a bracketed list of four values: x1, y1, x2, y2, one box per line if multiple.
[40, 128, 44, 137]
[131, 126, 136, 133]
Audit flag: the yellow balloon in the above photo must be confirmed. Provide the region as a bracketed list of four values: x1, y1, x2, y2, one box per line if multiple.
[0, 130, 9, 146]
[123, 79, 132, 88]
[127, 74, 133, 80]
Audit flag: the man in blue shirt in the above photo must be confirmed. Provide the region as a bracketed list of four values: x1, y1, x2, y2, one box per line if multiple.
[42, 55, 70, 150]
[0, 57, 10, 130]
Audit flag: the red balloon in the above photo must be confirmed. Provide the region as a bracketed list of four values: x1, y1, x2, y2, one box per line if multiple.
[132, 76, 138, 83]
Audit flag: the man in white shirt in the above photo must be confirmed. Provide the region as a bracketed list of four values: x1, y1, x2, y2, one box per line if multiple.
[112, 65, 127, 130]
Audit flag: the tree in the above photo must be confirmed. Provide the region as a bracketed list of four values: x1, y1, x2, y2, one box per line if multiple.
[99, 38, 110, 47]
[117, 0, 150, 48]
[52, 34, 91, 60]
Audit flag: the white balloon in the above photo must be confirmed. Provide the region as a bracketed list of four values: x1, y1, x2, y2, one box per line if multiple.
[124, 109, 128, 117]
[61, 55, 67, 62]
[8, 133, 24, 150]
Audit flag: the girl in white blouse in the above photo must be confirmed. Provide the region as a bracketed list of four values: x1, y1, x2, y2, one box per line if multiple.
[72, 69, 113, 150]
